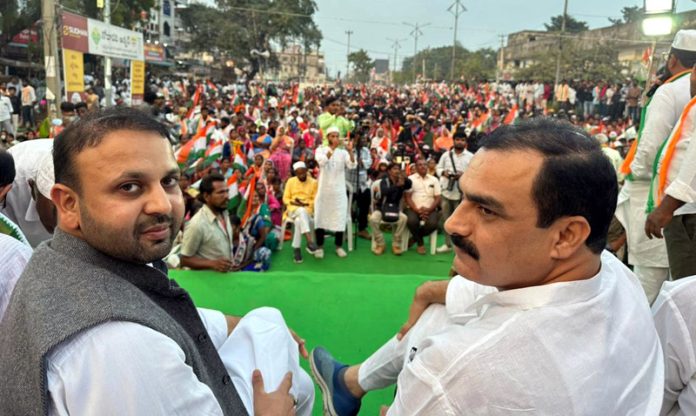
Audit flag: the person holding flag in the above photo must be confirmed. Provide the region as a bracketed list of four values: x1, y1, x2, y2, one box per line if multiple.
[318, 97, 354, 146]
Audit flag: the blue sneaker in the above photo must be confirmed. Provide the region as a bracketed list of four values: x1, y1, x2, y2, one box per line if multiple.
[310, 347, 361, 416]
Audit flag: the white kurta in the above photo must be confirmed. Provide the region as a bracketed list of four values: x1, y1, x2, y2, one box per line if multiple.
[2, 139, 54, 247]
[616, 74, 690, 268]
[358, 252, 664, 415]
[0, 233, 32, 321]
[653, 276, 696, 416]
[313, 145, 356, 231]
[47, 307, 314, 416]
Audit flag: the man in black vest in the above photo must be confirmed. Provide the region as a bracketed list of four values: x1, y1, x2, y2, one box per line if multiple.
[0, 107, 310, 415]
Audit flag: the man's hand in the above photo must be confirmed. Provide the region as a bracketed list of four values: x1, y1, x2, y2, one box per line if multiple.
[396, 280, 449, 341]
[211, 258, 233, 273]
[288, 329, 308, 359]
[345, 139, 354, 153]
[252, 370, 296, 416]
[380, 405, 390, 416]
[645, 195, 684, 239]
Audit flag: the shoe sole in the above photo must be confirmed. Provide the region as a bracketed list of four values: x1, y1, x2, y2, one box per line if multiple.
[309, 350, 339, 416]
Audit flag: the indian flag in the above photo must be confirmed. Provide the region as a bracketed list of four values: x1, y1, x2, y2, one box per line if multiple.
[237, 175, 257, 226]
[175, 135, 207, 167]
[204, 137, 223, 166]
[503, 104, 519, 125]
[227, 171, 241, 211]
[206, 80, 218, 94]
[232, 143, 248, 173]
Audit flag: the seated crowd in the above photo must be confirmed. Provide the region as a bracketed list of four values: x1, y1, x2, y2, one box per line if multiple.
[3, 49, 696, 413]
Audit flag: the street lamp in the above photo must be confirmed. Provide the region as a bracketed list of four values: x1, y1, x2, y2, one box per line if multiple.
[642, 0, 675, 94]
[642, 0, 675, 36]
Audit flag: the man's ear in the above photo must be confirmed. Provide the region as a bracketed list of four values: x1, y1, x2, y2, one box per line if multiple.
[0, 183, 12, 202]
[51, 183, 81, 232]
[549, 216, 592, 260]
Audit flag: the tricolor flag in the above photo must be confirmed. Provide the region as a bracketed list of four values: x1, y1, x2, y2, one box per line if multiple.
[232, 145, 248, 173]
[175, 135, 207, 167]
[237, 175, 257, 226]
[206, 80, 219, 94]
[227, 171, 241, 211]
[503, 104, 519, 125]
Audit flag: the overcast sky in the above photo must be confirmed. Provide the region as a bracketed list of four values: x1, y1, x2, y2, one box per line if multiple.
[313, 0, 696, 77]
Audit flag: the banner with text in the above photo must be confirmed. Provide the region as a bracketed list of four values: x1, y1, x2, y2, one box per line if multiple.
[63, 49, 85, 100]
[87, 18, 144, 61]
[61, 12, 89, 53]
[130, 60, 145, 106]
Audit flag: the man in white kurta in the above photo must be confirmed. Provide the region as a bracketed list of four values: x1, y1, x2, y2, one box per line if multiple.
[616, 30, 696, 303]
[310, 118, 663, 416]
[313, 126, 357, 258]
[2, 139, 54, 247]
[652, 276, 696, 416]
[645, 72, 696, 279]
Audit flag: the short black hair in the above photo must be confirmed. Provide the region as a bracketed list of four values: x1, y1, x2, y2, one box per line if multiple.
[60, 102, 75, 113]
[75, 102, 88, 110]
[453, 131, 467, 140]
[671, 48, 696, 69]
[53, 107, 170, 193]
[480, 117, 617, 254]
[0, 149, 15, 186]
[198, 173, 225, 200]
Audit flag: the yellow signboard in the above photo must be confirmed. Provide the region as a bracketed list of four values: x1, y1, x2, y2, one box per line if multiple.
[130, 60, 145, 105]
[63, 49, 84, 95]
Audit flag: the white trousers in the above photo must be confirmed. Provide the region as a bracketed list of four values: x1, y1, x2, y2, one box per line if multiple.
[289, 208, 313, 249]
[635, 265, 669, 305]
[358, 304, 449, 392]
[218, 307, 314, 416]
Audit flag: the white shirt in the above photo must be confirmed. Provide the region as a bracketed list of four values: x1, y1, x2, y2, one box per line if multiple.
[2, 139, 54, 247]
[0, 95, 13, 121]
[0, 233, 32, 321]
[48, 308, 229, 415]
[631, 74, 691, 181]
[652, 275, 696, 416]
[435, 149, 474, 200]
[655, 98, 696, 216]
[406, 173, 441, 209]
[389, 252, 664, 415]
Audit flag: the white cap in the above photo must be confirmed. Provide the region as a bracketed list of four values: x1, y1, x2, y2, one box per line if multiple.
[672, 29, 696, 52]
[293, 161, 306, 171]
[326, 126, 340, 136]
[595, 133, 609, 145]
[35, 152, 54, 199]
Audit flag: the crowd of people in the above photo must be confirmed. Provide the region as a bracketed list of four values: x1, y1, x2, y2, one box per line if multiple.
[2, 27, 696, 416]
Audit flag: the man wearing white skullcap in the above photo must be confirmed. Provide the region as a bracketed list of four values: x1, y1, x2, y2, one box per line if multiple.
[616, 29, 696, 303]
[2, 138, 55, 247]
[283, 160, 319, 263]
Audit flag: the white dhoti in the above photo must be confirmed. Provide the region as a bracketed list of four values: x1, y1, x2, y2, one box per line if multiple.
[615, 180, 670, 303]
[218, 307, 314, 416]
[289, 207, 313, 249]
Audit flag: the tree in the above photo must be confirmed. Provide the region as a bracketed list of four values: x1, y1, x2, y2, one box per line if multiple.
[179, 0, 322, 82]
[609, 6, 643, 25]
[544, 15, 589, 33]
[347, 49, 373, 83]
[514, 42, 624, 82]
[399, 44, 496, 83]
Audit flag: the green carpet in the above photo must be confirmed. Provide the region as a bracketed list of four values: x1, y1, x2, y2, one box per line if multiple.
[172, 231, 454, 415]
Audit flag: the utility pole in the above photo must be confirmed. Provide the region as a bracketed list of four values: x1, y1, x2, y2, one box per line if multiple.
[403, 22, 430, 83]
[345, 30, 353, 81]
[104, 0, 113, 107]
[554, 0, 569, 90]
[387, 37, 405, 82]
[448, 0, 466, 81]
[41, 0, 61, 120]
[497, 34, 505, 84]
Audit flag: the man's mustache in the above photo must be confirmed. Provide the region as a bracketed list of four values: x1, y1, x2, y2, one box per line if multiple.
[450, 234, 480, 261]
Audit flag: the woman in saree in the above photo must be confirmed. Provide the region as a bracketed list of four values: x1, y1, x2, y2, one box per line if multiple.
[269, 125, 294, 181]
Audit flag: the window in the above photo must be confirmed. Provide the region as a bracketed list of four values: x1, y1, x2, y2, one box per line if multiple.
[163, 22, 171, 37]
